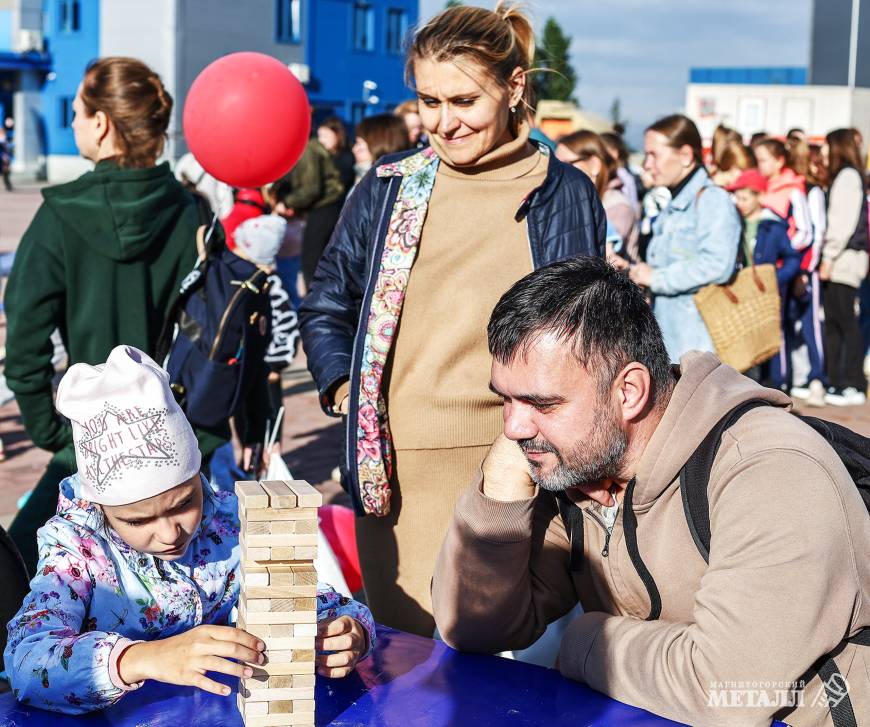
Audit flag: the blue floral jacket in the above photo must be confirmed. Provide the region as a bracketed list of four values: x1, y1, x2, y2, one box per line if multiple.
[4, 474, 375, 714]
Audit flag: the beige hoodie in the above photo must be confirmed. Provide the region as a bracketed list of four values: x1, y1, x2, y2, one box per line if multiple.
[433, 352, 870, 727]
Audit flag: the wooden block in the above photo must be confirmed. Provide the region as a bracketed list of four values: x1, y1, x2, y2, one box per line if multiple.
[273, 674, 315, 688]
[293, 518, 318, 535]
[245, 585, 316, 599]
[288, 699, 315, 713]
[241, 700, 268, 716]
[294, 623, 317, 637]
[243, 547, 272, 562]
[266, 699, 315, 714]
[238, 622, 270, 639]
[267, 597, 316, 612]
[260, 636, 316, 651]
[269, 547, 297, 561]
[245, 598, 272, 613]
[266, 649, 315, 663]
[244, 713, 315, 726]
[244, 507, 318, 522]
[285, 480, 323, 508]
[242, 520, 272, 535]
[292, 546, 318, 560]
[239, 602, 317, 624]
[244, 533, 319, 548]
[248, 661, 315, 677]
[236, 481, 269, 509]
[240, 685, 315, 701]
[268, 624, 297, 637]
[240, 567, 270, 587]
[270, 520, 296, 535]
[290, 566, 317, 586]
[260, 481, 297, 508]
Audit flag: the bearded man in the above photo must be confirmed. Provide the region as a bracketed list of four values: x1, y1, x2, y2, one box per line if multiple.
[432, 257, 870, 727]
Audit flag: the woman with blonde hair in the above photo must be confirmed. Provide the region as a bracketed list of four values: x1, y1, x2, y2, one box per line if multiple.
[557, 129, 639, 260]
[300, 2, 604, 635]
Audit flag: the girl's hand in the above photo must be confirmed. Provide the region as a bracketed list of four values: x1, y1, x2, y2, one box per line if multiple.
[316, 616, 367, 678]
[117, 625, 265, 696]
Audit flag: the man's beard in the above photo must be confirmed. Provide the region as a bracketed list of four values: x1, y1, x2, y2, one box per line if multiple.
[518, 406, 627, 492]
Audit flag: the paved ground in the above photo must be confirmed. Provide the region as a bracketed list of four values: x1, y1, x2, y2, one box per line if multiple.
[1, 182, 870, 531]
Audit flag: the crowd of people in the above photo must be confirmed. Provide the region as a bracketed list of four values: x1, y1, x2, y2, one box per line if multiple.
[0, 1, 869, 726]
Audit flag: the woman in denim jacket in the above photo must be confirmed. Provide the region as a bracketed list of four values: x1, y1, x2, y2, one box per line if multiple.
[628, 115, 741, 361]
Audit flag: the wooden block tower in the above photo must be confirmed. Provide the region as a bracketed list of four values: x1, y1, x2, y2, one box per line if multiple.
[235, 479, 323, 727]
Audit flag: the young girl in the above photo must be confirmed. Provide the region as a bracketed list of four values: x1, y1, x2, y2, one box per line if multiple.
[4, 345, 374, 714]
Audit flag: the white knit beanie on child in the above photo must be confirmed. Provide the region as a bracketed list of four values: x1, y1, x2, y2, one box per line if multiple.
[55, 345, 202, 506]
[234, 214, 288, 266]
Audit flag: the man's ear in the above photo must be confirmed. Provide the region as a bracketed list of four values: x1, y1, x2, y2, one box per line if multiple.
[614, 362, 653, 422]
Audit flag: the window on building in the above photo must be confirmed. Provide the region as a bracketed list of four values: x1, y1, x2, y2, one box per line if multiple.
[58, 0, 81, 33]
[353, 3, 375, 52]
[386, 9, 407, 54]
[59, 96, 74, 128]
[275, 0, 301, 44]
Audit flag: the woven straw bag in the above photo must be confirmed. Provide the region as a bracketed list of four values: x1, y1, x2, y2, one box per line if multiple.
[693, 262, 781, 372]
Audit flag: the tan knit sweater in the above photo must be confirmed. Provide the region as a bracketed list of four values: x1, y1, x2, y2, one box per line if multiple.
[384, 125, 547, 450]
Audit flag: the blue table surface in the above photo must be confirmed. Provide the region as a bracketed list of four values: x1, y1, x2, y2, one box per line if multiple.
[0, 626, 704, 726]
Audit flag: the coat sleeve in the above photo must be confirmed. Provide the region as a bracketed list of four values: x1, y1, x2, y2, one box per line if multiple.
[822, 168, 864, 264]
[298, 170, 378, 415]
[315, 583, 377, 659]
[4, 521, 132, 714]
[649, 186, 741, 296]
[4, 204, 72, 452]
[788, 188, 814, 252]
[432, 472, 579, 654]
[557, 452, 863, 727]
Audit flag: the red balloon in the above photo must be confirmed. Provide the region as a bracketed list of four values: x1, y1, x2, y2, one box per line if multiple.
[183, 52, 311, 188]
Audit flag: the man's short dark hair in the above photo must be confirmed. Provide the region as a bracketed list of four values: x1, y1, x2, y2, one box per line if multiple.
[487, 257, 673, 403]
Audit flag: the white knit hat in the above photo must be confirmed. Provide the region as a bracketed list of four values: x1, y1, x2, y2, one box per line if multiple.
[56, 345, 202, 506]
[234, 214, 288, 266]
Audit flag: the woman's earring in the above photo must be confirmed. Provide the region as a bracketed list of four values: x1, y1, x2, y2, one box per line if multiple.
[510, 106, 517, 114]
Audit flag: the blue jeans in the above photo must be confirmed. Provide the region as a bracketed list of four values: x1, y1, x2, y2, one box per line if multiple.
[275, 255, 302, 310]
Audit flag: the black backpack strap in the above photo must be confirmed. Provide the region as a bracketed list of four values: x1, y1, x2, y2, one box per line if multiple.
[804, 628, 870, 727]
[679, 400, 771, 562]
[555, 492, 585, 573]
[623, 477, 662, 621]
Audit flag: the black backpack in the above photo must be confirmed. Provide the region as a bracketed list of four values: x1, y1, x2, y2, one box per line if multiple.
[557, 401, 870, 726]
[155, 216, 272, 429]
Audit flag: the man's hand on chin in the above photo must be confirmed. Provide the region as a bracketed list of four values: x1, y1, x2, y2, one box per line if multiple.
[481, 433, 537, 502]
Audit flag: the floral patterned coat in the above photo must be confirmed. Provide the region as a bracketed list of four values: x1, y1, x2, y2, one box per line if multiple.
[4, 474, 376, 714]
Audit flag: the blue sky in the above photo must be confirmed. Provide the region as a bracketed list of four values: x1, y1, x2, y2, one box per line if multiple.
[417, 0, 813, 147]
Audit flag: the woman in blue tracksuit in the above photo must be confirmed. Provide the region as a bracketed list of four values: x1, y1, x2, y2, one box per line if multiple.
[298, 4, 605, 637]
[627, 115, 741, 361]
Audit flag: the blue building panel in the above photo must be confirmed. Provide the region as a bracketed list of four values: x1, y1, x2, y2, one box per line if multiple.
[305, 0, 418, 125]
[0, 10, 12, 52]
[689, 67, 808, 85]
[41, 0, 100, 155]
